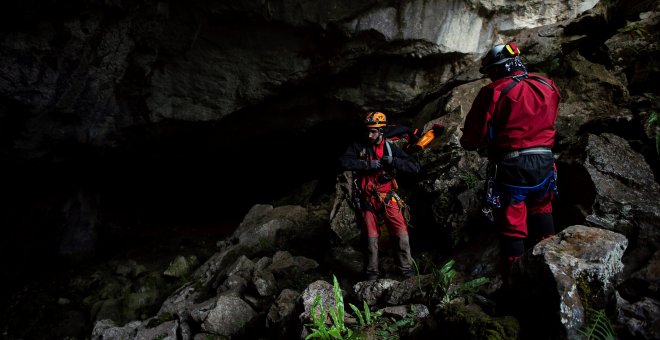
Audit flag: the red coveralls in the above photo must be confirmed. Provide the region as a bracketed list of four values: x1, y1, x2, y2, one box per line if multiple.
[359, 141, 409, 238]
[339, 136, 420, 278]
[461, 71, 560, 258]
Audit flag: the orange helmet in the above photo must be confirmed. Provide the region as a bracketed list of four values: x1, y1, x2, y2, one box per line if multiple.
[365, 111, 387, 128]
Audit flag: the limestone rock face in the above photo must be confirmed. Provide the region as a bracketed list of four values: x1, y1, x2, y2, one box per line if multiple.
[605, 9, 660, 94]
[342, 0, 599, 53]
[555, 52, 630, 139]
[0, 0, 600, 161]
[558, 133, 660, 246]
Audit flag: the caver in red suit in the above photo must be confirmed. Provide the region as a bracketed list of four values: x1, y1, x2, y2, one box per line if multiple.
[460, 42, 561, 265]
[339, 112, 420, 280]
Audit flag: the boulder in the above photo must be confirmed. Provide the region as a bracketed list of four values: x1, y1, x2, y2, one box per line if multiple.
[299, 280, 336, 323]
[381, 304, 430, 320]
[268, 250, 320, 275]
[163, 255, 199, 278]
[219, 274, 249, 296]
[267, 288, 301, 336]
[615, 292, 660, 340]
[91, 320, 142, 340]
[521, 225, 628, 339]
[353, 279, 400, 306]
[135, 320, 178, 340]
[252, 269, 278, 297]
[386, 276, 427, 306]
[191, 296, 258, 337]
[329, 171, 361, 245]
[160, 204, 326, 317]
[615, 248, 660, 339]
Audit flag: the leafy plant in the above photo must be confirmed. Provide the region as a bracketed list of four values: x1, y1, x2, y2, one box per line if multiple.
[427, 259, 489, 307]
[307, 296, 332, 339]
[456, 277, 490, 300]
[410, 258, 424, 296]
[618, 21, 648, 38]
[462, 172, 479, 190]
[578, 308, 616, 340]
[349, 301, 382, 327]
[434, 194, 452, 212]
[374, 315, 416, 340]
[433, 259, 457, 306]
[306, 275, 352, 340]
[415, 253, 436, 274]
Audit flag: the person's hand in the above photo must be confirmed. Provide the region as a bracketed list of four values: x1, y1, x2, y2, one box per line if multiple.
[367, 159, 381, 170]
[381, 155, 393, 165]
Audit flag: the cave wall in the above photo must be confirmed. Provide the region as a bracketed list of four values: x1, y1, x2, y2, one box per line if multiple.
[0, 0, 647, 284]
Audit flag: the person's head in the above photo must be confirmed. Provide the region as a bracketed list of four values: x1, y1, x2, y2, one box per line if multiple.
[365, 111, 387, 144]
[479, 41, 527, 81]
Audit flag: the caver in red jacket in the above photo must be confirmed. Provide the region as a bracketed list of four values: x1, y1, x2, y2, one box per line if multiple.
[340, 130, 420, 280]
[461, 71, 560, 154]
[461, 69, 561, 262]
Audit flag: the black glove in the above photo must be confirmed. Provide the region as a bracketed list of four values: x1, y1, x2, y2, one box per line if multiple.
[381, 155, 393, 165]
[367, 159, 381, 170]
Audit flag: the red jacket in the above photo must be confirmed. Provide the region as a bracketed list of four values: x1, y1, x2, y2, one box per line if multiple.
[460, 72, 561, 154]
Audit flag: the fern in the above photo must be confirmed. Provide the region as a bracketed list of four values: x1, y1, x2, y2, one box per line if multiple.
[307, 295, 331, 339]
[425, 259, 489, 307]
[364, 300, 373, 325]
[649, 111, 658, 125]
[331, 275, 348, 334]
[305, 275, 352, 340]
[578, 308, 616, 340]
[349, 300, 380, 327]
[410, 258, 424, 295]
[436, 259, 457, 305]
[649, 112, 660, 155]
[349, 303, 365, 326]
[456, 277, 490, 298]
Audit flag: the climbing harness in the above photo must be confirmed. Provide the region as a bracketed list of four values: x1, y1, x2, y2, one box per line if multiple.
[482, 160, 559, 222]
[499, 147, 553, 160]
[482, 163, 501, 222]
[374, 190, 412, 227]
[499, 171, 558, 202]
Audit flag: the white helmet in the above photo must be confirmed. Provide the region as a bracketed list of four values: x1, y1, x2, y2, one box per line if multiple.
[479, 41, 521, 74]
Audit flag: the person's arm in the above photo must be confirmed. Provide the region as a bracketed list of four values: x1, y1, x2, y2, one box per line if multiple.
[460, 86, 494, 151]
[339, 143, 370, 171]
[387, 145, 421, 174]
